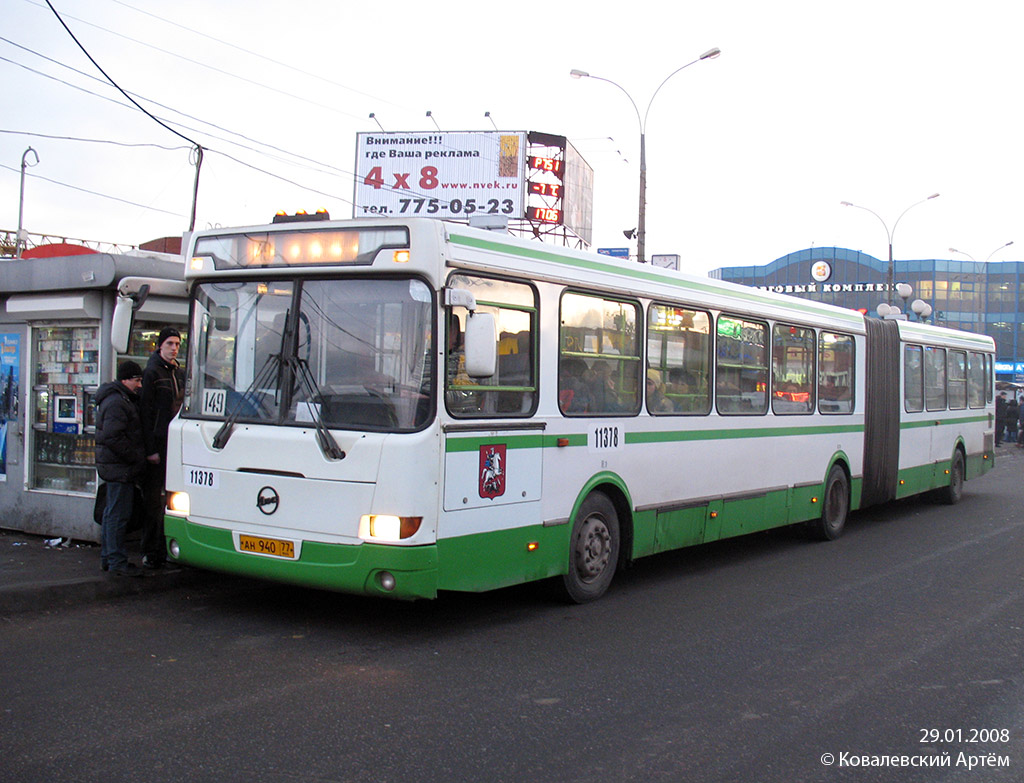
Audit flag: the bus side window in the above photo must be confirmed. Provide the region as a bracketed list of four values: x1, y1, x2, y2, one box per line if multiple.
[904, 344, 924, 412]
[925, 346, 947, 411]
[445, 274, 537, 418]
[819, 332, 855, 414]
[967, 351, 986, 409]
[647, 303, 711, 415]
[560, 292, 642, 416]
[716, 315, 768, 415]
[771, 323, 815, 415]
[947, 350, 967, 410]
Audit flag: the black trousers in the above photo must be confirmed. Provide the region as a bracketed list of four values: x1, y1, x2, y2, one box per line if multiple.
[141, 460, 167, 561]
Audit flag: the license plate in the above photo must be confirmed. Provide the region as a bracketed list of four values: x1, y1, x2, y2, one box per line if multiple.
[238, 534, 296, 559]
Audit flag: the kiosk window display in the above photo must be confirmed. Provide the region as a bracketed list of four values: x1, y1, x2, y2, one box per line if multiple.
[31, 324, 99, 493]
[28, 320, 186, 495]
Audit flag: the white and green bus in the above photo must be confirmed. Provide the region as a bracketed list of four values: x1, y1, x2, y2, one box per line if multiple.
[139, 215, 994, 602]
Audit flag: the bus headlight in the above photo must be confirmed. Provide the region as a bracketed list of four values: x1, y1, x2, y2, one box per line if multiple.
[359, 515, 423, 541]
[167, 491, 191, 516]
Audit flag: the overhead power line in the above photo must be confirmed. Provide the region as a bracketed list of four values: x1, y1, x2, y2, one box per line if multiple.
[43, 1, 197, 150]
[2, 55, 355, 206]
[108, 0, 402, 108]
[0, 162, 186, 217]
[0, 127, 189, 152]
[1, 40, 355, 181]
[30, 0, 374, 121]
[44, 0, 204, 229]
[7, 4, 379, 219]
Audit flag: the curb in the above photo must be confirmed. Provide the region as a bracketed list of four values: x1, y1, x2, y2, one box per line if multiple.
[0, 564, 209, 616]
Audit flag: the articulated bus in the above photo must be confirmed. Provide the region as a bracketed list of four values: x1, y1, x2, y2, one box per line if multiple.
[131, 215, 994, 602]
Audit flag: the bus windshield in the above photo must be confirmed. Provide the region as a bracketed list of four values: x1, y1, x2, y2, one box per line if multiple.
[187, 277, 434, 431]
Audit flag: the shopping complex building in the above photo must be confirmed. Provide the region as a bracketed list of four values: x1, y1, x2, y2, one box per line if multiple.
[711, 246, 1024, 382]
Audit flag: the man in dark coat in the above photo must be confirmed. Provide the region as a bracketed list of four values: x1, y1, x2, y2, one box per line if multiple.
[95, 361, 147, 576]
[140, 327, 184, 569]
[995, 391, 1007, 446]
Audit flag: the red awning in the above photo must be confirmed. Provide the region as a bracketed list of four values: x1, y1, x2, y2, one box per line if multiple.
[21, 243, 98, 258]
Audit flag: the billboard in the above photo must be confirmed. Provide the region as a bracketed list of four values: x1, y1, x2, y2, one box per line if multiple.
[561, 137, 594, 246]
[354, 132, 527, 220]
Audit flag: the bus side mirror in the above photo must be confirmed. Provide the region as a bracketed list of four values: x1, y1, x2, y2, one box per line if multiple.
[110, 284, 150, 354]
[463, 312, 496, 378]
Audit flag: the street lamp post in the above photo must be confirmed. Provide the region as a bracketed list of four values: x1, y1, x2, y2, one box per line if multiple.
[16, 146, 39, 259]
[840, 193, 940, 304]
[571, 47, 720, 263]
[950, 241, 1014, 263]
[986, 241, 1014, 262]
[948, 247, 977, 262]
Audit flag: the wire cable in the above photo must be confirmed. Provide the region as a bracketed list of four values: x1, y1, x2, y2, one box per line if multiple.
[0, 162, 186, 217]
[107, 0, 402, 108]
[44, 0, 199, 151]
[0, 127, 188, 152]
[1, 40, 354, 180]
[2, 55, 355, 205]
[29, 0, 374, 121]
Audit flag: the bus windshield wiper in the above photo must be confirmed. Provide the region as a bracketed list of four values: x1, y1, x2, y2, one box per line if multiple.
[212, 351, 282, 449]
[289, 355, 346, 460]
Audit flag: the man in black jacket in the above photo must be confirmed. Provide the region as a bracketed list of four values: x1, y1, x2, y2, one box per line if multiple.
[140, 327, 184, 569]
[95, 361, 147, 576]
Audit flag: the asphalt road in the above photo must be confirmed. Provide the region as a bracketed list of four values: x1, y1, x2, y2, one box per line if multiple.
[3, 457, 1023, 783]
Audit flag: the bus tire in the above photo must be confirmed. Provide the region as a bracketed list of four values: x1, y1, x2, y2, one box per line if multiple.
[561, 492, 620, 603]
[808, 464, 849, 541]
[939, 449, 965, 505]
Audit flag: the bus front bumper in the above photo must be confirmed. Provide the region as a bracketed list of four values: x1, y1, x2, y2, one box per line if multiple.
[163, 516, 439, 600]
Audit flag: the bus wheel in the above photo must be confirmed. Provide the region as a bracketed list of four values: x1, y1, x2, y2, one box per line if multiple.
[808, 465, 849, 541]
[562, 492, 620, 603]
[939, 449, 965, 505]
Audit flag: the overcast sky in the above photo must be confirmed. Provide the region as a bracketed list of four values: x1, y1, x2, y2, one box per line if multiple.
[3, 0, 1021, 275]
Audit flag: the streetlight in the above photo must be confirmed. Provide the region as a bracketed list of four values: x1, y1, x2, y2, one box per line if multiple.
[986, 241, 1014, 261]
[16, 146, 39, 259]
[571, 47, 720, 263]
[840, 193, 940, 304]
[950, 241, 1014, 262]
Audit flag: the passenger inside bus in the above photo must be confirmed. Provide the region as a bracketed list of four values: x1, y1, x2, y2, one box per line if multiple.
[646, 369, 674, 413]
[559, 357, 591, 413]
[584, 360, 620, 412]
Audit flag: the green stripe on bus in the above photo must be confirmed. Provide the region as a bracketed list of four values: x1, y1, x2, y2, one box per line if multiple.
[448, 232, 863, 326]
[900, 414, 989, 430]
[444, 433, 548, 452]
[627, 423, 863, 444]
[444, 424, 862, 451]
